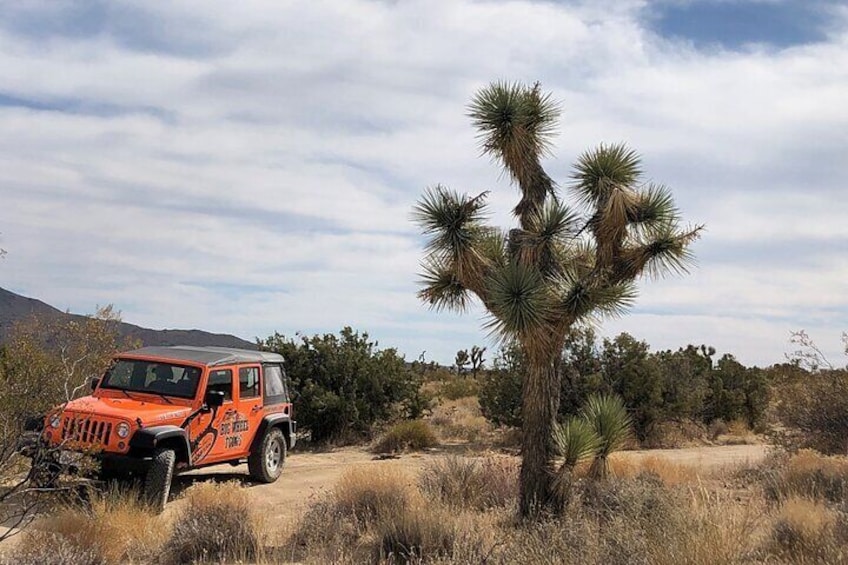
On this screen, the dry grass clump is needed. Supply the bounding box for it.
[0,535,104,565]
[377,501,459,563]
[163,481,264,565]
[436,377,480,401]
[463,477,759,565]
[762,449,848,504]
[644,420,707,448]
[286,462,776,565]
[606,455,701,485]
[419,455,518,510]
[372,420,438,454]
[429,397,492,442]
[767,496,848,563]
[334,466,415,525]
[2,487,163,565]
[284,465,467,564]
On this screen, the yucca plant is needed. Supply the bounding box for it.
[582,394,633,480]
[414,81,701,516]
[552,417,601,505]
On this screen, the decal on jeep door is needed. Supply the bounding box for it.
[219,409,249,449]
[189,404,220,463]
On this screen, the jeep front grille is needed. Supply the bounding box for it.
[62,416,112,447]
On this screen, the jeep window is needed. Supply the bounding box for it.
[238,366,260,399]
[207,369,233,401]
[100,359,201,399]
[263,364,287,406]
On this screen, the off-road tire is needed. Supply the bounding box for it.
[248,428,286,483]
[143,448,175,513]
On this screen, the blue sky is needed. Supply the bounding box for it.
[1,0,846,366]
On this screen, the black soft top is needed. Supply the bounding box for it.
[119,346,284,367]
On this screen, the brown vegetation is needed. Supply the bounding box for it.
[372,420,438,454]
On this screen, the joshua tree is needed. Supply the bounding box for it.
[413,81,701,516]
[470,345,487,375]
[454,349,470,374]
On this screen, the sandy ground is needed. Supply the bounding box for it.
[171,442,771,523]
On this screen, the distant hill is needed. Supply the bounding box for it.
[0,287,257,350]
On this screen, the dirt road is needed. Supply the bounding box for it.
[173,443,770,523]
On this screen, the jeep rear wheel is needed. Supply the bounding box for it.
[248,428,285,483]
[143,448,175,513]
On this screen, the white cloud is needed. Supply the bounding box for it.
[0,0,846,365]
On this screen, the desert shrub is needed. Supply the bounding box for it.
[2,488,162,565]
[376,503,458,563]
[163,482,263,564]
[428,397,491,441]
[372,420,438,454]
[775,368,848,454]
[491,476,757,565]
[437,377,479,400]
[478,365,522,428]
[283,497,364,564]
[419,455,518,510]
[579,473,683,526]
[768,496,848,563]
[606,455,701,486]
[708,418,729,439]
[259,328,426,443]
[0,533,104,565]
[761,449,848,505]
[480,333,767,446]
[0,307,135,538]
[284,466,418,563]
[333,466,414,524]
[643,419,706,448]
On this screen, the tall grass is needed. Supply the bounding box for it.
[419,455,518,510]
[163,481,265,564]
[2,487,164,565]
[761,449,848,504]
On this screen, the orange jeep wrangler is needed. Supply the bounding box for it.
[33,346,295,510]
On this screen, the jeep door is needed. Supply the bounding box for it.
[230,364,263,452]
[186,367,236,465]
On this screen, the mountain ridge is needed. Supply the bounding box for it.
[0,287,257,350]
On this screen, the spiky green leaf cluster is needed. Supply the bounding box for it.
[485,262,551,341]
[554,417,601,468]
[582,394,633,479]
[414,81,701,354]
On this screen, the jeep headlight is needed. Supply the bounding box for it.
[49,414,61,429]
[116,422,130,439]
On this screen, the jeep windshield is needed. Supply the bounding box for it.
[99,359,202,400]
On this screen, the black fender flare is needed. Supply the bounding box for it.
[251,415,296,451]
[129,426,192,465]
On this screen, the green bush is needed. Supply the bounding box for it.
[372,420,438,453]
[478,332,769,445]
[774,368,848,454]
[260,327,426,443]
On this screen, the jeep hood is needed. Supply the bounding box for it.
[62,396,193,427]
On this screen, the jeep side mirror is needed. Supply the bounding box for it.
[90,377,100,391]
[205,390,225,407]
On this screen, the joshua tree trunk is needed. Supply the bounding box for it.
[519,353,561,516]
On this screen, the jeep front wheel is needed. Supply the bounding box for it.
[143,448,175,512]
[248,428,285,483]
